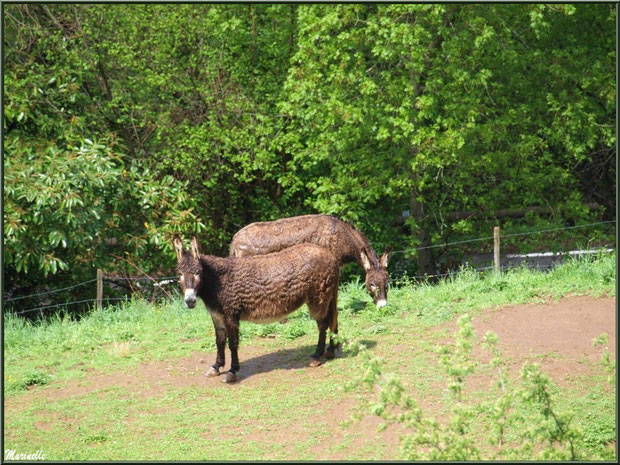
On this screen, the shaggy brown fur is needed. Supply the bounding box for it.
[173,235,340,383]
[229,214,392,307]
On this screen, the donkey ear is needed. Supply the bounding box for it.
[190,235,201,258]
[172,235,184,262]
[379,246,392,268]
[359,248,373,272]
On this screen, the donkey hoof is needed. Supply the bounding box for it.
[308,357,322,367]
[222,372,238,384]
[205,366,220,377]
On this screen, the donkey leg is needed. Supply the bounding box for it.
[325,297,339,360]
[206,312,227,377]
[222,316,240,383]
[325,335,338,359]
[309,317,329,367]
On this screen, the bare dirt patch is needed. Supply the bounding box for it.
[471,294,615,386]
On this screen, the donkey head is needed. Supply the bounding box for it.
[360,246,392,308]
[173,235,203,309]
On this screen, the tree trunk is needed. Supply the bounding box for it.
[405,23,442,278]
[409,187,437,277]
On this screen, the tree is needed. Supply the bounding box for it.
[3,4,206,304]
[278,3,615,275]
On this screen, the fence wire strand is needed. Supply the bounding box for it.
[10,298,129,316]
[4,279,98,302]
[5,276,178,303]
[501,221,616,238]
[389,260,574,284]
[390,220,615,255]
[105,276,177,282]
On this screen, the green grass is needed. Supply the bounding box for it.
[3,252,616,460]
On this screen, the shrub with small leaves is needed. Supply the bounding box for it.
[346,317,615,460]
[593,333,615,387]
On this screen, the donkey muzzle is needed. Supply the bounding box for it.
[184,289,197,308]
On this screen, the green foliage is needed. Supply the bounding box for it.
[439,315,477,399]
[4,4,210,303]
[5,369,52,393]
[593,333,616,387]
[4,139,121,276]
[3,3,615,310]
[3,135,205,303]
[346,315,483,460]
[69,3,297,247]
[280,3,615,260]
[516,363,579,460]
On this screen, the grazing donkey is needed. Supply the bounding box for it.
[173,235,340,383]
[229,214,392,307]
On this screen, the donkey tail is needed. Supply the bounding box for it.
[329,292,338,335]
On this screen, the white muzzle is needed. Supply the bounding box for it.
[184,288,197,308]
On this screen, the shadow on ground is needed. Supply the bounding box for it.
[344,297,371,314]
[233,339,378,382]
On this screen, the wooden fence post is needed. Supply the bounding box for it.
[493,226,500,273]
[96,269,103,309]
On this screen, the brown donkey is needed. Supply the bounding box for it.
[173,235,340,383]
[229,214,392,308]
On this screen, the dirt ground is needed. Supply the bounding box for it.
[472,294,616,386]
[5,295,616,460]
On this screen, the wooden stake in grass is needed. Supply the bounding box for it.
[493,226,500,273]
[96,269,103,310]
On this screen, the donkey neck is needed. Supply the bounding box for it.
[191,255,231,311]
[200,255,231,279]
[346,225,380,268]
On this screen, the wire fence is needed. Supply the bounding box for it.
[389,220,616,255]
[4,276,177,303]
[103,276,177,282]
[4,220,615,317]
[5,276,180,316]
[12,298,130,316]
[4,279,99,302]
[388,253,611,284]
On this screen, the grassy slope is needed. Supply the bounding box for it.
[3,252,616,460]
